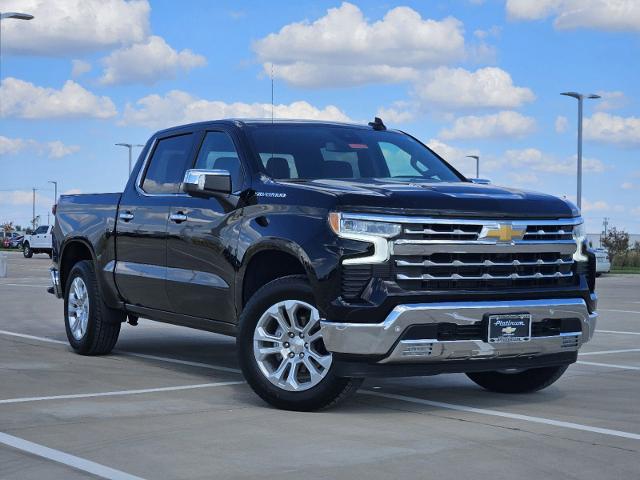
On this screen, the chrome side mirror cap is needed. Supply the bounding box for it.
[183,169,231,196]
[470,178,491,185]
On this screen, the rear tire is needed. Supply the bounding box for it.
[466,365,569,394]
[237,275,362,411]
[64,260,124,355]
[23,243,33,258]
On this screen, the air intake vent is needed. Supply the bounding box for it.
[341,265,371,300]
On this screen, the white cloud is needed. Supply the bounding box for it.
[46,141,80,159]
[0,190,51,207]
[413,67,535,110]
[621,182,634,190]
[595,90,627,111]
[254,2,465,87]
[581,198,610,212]
[555,115,568,133]
[0,136,28,155]
[71,60,92,78]
[0,77,117,119]
[99,35,207,85]
[0,0,150,55]
[0,135,79,158]
[439,111,536,140]
[120,90,351,129]
[376,102,416,124]
[506,0,640,31]
[584,112,640,146]
[502,148,606,174]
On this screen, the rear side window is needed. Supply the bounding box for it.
[194,131,243,191]
[35,226,48,234]
[142,134,193,194]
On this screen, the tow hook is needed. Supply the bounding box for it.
[127,315,139,326]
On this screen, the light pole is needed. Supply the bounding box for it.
[0,12,34,78]
[48,180,58,203]
[116,143,144,175]
[32,187,37,229]
[561,92,600,210]
[466,155,480,178]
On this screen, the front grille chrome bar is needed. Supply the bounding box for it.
[396,258,574,268]
[397,271,574,281]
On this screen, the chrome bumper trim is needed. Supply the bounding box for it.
[320,298,596,364]
[49,267,62,298]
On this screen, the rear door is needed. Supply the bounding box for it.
[165,129,246,322]
[115,132,196,311]
[32,226,49,248]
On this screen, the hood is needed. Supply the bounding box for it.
[277,178,578,219]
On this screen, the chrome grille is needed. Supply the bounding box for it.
[392,217,580,291]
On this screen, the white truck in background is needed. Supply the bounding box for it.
[23,225,53,258]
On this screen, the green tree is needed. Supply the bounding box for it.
[601,227,630,257]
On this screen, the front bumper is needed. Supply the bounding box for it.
[321,298,597,374]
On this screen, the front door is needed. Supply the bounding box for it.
[165,130,246,322]
[115,132,196,311]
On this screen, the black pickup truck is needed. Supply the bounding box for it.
[50,118,598,411]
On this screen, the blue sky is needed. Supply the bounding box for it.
[1,0,638,233]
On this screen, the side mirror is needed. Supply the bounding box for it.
[183,169,232,196]
[470,178,491,185]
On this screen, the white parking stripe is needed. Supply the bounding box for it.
[0,381,245,405]
[596,329,640,336]
[360,390,640,440]
[0,432,145,480]
[0,284,49,287]
[580,348,640,356]
[0,330,67,345]
[125,352,242,374]
[599,309,640,315]
[576,361,640,371]
[0,330,242,374]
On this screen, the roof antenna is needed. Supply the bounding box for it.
[271,63,274,124]
[368,116,386,131]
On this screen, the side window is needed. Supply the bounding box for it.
[142,134,193,194]
[194,131,243,191]
[35,226,48,234]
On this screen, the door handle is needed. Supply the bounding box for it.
[119,211,134,222]
[169,212,188,223]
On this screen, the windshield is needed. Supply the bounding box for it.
[246,125,463,183]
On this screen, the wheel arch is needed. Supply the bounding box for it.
[59,238,97,296]
[236,239,316,314]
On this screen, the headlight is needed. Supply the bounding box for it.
[329,212,401,238]
[328,212,400,264]
[572,221,588,262]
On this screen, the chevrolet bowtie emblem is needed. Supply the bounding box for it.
[502,326,517,334]
[481,224,526,242]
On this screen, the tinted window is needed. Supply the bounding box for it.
[142,134,193,194]
[247,125,461,182]
[35,226,48,234]
[194,132,242,191]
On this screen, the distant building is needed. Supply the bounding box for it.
[587,233,640,249]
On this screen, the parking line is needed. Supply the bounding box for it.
[360,390,640,441]
[0,381,245,405]
[0,284,49,287]
[599,308,640,315]
[0,330,242,374]
[0,432,145,480]
[576,361,640,371]
[596,329,640,336]
[580,348,640,356]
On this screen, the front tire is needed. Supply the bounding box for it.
[23,243,33,258]
[64,260,124,355]
[466,365,569,394]
[237,275,362,411]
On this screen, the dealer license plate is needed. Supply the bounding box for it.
[488,313,532,343]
